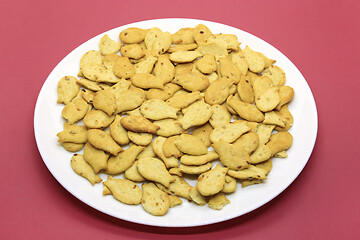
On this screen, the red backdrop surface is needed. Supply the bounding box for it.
[1,0,359,239]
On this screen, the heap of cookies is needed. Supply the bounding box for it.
[56,24,294,216]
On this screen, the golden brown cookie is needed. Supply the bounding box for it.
[87,129,123,155]
[120,115,160,134]
[103,176,142,205]
[57,76,80,104]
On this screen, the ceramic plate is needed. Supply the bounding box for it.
[34,18,318,227]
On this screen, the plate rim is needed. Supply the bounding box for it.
[34,17,318,227]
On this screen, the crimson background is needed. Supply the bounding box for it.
[1,0,359,239]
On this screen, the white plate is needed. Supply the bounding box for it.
[34,18,318,227]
